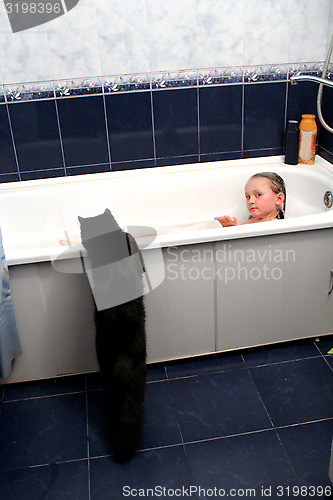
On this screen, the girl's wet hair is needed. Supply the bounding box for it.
[250,172,286,219]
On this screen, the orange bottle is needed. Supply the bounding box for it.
[298,114,317,164]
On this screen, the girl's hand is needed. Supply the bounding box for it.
[59,239,81,246]
[214,216,239,227]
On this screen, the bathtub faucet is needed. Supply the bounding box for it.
[290,74,333,88]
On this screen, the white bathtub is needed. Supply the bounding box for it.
[1,155,333,383]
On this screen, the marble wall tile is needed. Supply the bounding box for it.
[244,0,290,66]
[197,0,244,69]
[0,0,332,86]
[147,0,197,72]
[96,0,150,76]
[0,32,52,84]
[289,0,332,63]
[47,0,102,80]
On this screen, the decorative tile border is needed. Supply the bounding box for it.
[0,84,5,103]
[151,69,198,89]
[103,73,151,93]
[198,66,243,86]
[4,81,54,102]
[244,64,289,82]
[54,77,103,97]
[0,61,327,103]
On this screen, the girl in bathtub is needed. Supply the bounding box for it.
[215,172,286,227]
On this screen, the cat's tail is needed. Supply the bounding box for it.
[111,389,145,463]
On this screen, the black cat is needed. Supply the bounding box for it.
[79,209,146,462]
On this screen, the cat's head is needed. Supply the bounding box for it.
[78,208,121,244]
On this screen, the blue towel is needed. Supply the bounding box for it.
[0,226,22,379]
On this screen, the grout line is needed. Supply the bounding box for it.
[2,416,332,473]
[179,427,275,448]
[4,102,21,181]
[0,457,89,474]
[150,89,157,166]
[322,355,333,372]
[3,389,87,404]
[274,416,333,431]
[53,98,67,174]
[244,354,324,370]
[313,338,333,372]
[197,87,201,162]
[164,365,247,382]
[4,350,327,404]
[274,425,299,482]
[241,80,245,153]
[101,94,112,170]
[245,364,275,429]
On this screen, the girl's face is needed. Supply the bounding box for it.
[245,177,284,220]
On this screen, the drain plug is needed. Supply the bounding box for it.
[324,191,333,208]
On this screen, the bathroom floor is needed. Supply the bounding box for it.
[0,336,332,500]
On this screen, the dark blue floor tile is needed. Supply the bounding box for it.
[88,382,181,458]
[86,364,166,391]
[250,358,333,427]
[166,352,245,379]
[0,460,89,500]
[169,370,272,442]
[185,430,298,499]
[243,340,320,367]
[147,363,167,382]
[86,372,104,391]
[139,381,182,450]
[87,390,112,457]
[325,355,333,369]
[3,375,86,402]
[90,446,194,500]
[0,394,87,470]
[277,419,333,487]
[314,335,333,356]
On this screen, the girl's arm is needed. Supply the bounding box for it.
[214,216,240,227]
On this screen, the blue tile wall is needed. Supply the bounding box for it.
[0,66,332,183]
[244,82,286,152]
[105,91,154,163]
[57,96,109,167]
[199,85,243,157]
[0,105,17,175]
[7,100,64,175]
[153,88,199,159]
